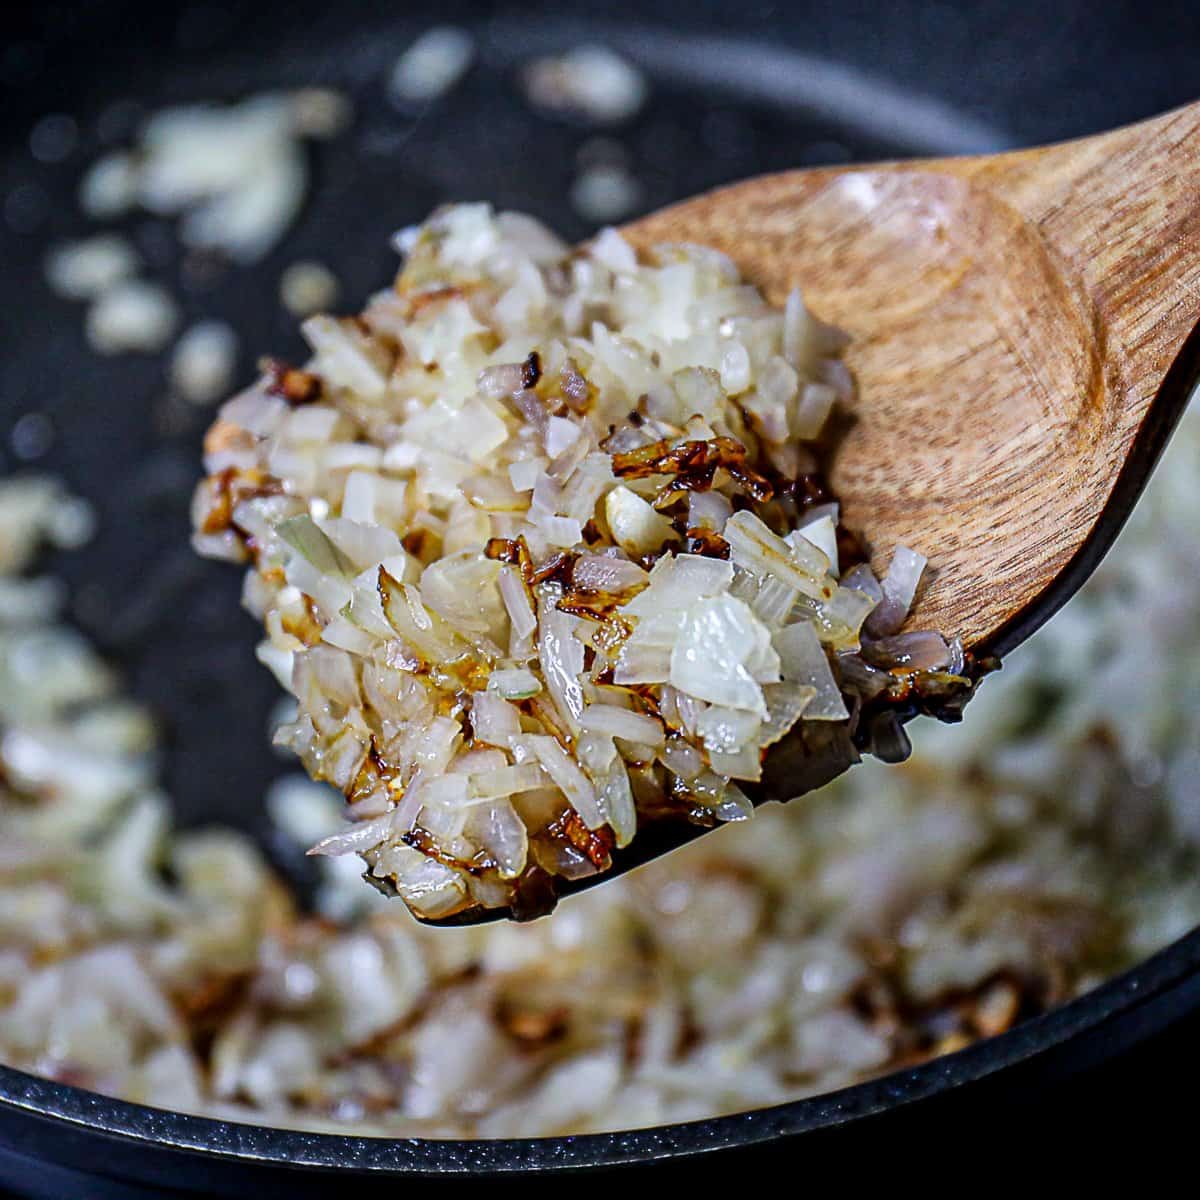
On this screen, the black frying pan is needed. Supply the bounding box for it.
[1,2,1198,1193]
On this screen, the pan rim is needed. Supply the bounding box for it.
[2,923,1199,1174]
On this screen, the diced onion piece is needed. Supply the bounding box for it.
[947,636,966,677]
[579,703,665,746]
[410,717,463,777]
[573,738,615,789]
[621,553,733,618]
[792,515,839,577]
[759,682,817,747]
[867,630,951,672]
[669,594,775,717]
[537,592,585,729]
[839,562,883,604]
[612,641,672,686]
[465,800,527,878]
[508,459,542,491]
[719,340,752,394]
[451,748,508,775]
[524,735,604,829]
[302,315,388,399]
[820,357,854,401]
[420,772,471,805]
[757,353,798,410]
[373,842,467,918]
[559,453,613,520]
[381,441,421,471]
[441,494,490,558]
[462,474,528,513]
[341,471,378,523]
[687,490,732,532]
[257,641,295,689]
[420,551,507,639]
[390,27,476,105]
[866,544,927,636]
[590,227,638,273]
[477,361,524,398]
[814,585,876,651]
[378,572,467,664]
[281,404,344,446]
[307,813,395,857]
[545,415,582,457]
[320,517,405,571]
[530,471,562,515]
[278,514,355,578]
[750,575,800,630]
[773,621,848,719]
[572,554,648,594]
[713,782,754,821]
[498,566,537,640]
[323,443,384,472]
[783,287,819,375]
[470,763,548,800]
[321,726,370,790]
[695,706,761,753]
[488,667,542,699]
[604,485,677,558]
[706,744,763,782]
[599,759,637,847]
[320,615,375,656]
[622,610,686,649]
[659,736,703,779]
[342,566,404,639]
[793,382,837,440]
[470,692,521,746]
[532,510,584,548]
[724,510,831,601]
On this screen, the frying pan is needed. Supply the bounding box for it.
[1,1,1198,1193]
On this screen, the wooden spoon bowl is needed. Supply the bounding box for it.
[624,101,1200,655]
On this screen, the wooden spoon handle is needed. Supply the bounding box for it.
[950,101,1200,650]
[979,100,1200,411]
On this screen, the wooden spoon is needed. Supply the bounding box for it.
[432,102,1200,925]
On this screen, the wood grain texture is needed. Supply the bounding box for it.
[623,102,1200,653]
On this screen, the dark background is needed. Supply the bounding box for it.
[0,1,1198,1191]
